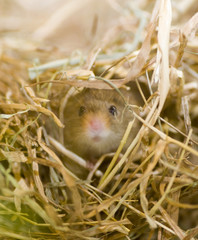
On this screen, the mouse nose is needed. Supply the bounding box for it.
[83,114,110,141]
[88,118,104,132]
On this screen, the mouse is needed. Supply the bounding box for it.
[63,86,142,163]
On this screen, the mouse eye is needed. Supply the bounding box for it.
[79,106,86,116]
[109,105,117,116]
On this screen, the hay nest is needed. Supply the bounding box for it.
[0,1,198,239]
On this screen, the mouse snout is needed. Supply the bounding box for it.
[89,117,104,132]
[84,114,110,141]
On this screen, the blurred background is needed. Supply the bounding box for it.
[1,0,197,56]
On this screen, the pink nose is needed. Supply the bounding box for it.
[88,118,104,132]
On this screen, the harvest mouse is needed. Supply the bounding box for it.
[63,86,142,163]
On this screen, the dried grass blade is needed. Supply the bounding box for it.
[149,129,192,216]
[159,207,186,239]
[0,103,64,128]
[157,0,172,111]
[140,140,166,228]
[124,0,160,84]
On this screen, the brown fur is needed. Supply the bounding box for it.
[64,88,141,161]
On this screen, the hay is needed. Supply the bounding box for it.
[0,0,198,239]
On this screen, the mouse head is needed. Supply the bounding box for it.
[64,88,134,158]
